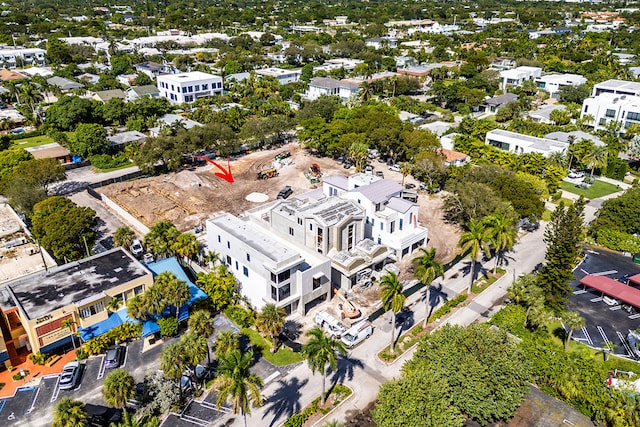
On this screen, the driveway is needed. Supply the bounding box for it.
[70,190,131,251]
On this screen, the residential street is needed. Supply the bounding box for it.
[209,225,547,426]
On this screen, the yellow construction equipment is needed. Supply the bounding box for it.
[334,289,361,319]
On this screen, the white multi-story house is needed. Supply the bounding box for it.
[581,92,640,132]
[0,47,46,68]
[304,77,361,101]
[535,73,587,98]
[485,129,569,157]
[254,68,301,85]
[365,37,398,50]
[206,213,331,316]
[156,71,223,104]
[591,79,640,97]
[323,174,428,259]
[499,66,542,90]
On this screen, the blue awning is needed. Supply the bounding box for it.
[79,308,139,341]
[141,320,160,338]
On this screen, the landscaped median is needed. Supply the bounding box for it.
[377,269,506,363]
[281,384,352,427]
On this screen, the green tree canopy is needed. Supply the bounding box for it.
[69,123,109,158]
[102,369,136,409]
[52,397,87,427]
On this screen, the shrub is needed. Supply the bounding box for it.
[76,348,88,361]
[550,191,562,202]
[284,414,306,427]
[593,228,640,254]
[12,370,28,381]
[158,317,179,337]
[429,294,468,322]
[224,304,255,327]
[88,153,131,170]
[84,322,143,355]
[29,352,47,365]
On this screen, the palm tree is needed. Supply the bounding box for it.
[52,397,87,427]
[485,211,517,273]
[19,81,44,124]
[507,274,545,328]
[583,145,608,177]
[203,250,219,268]
[359,82,373,102]
[255,303,286,352]
[188,310,214,337]
[411,247,444,328]
[215,330,240,360]
[155,272,190,320]
[143,221,179,258]
[102,369,135,409]
[566,135,576,171]
[562,311,585,351]
[107,297,122,313]
[181,332,210,387]
[379,271,407,354]
[399,162,412,186]
[302,327,347,406]
[114,226,136,249]
[61,319,77,354]
[212,349,263,427]
[457,219,492,294]
[111,411,158,427]
[161,341,187,399]
[172,232,201,266]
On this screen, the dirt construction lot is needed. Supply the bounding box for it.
[99,142,461,264]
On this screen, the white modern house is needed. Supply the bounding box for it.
[304,77,361,101]
[581,92,640,132]
[535,73,587,98]
[323,174,428,259]
[254,68,301,85]
[592,79,640,97]
[499,66,542,90]
[0,47,46,68]
[485,129,569,157]
[156,71,223,104]
[365,37,398,50]
[206,213,331,316]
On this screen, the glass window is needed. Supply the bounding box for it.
[277,270,290,282]
[246,253,250,262]
[271,286,277,301]
[134,285,143,295]
[195,85,200,91]
[79,301,105,319]
[605,109,616,118]
[202,83,209,90]
[235,261,238,270]
[188,86,193,93]
[279,284,291,300]
[243,266,248,277]
[226,255,231,265]
[313,277,321,290]
[289,227,294,236]
[399,219,403,230]
[227,241,231,249]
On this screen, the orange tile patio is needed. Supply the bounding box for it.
[0,349,77,399]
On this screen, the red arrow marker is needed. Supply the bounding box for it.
[194,156,234,183]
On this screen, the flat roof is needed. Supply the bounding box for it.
[486,129,568,153]
[595,79,640,93]
[157,71,220,83]
[350,179,403,204]
[209,213,300,264]
[580,275,640,308]
[3,247,149,320]
[291,198,363,226]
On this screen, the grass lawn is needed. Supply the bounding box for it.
[241,327,304,366]
[93,162,135,173]
[13,134,54,148]
[541,209,552,221]
[560,180,621,199]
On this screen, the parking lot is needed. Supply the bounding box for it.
[567,249,640,358]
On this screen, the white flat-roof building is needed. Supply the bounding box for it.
[485,129,569,157]
[156,71,222,104]
[499,66,542,90]
[206,213,331,315]
[254,68,301,85]
[592,79,640,97]
[304,77,361,101]
[581,92,640,133]
[536,73,587,98]
[0,47,46,68]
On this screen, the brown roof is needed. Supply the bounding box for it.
[27,143,70,160]
[440,148,469,162]
[0,69,26,81]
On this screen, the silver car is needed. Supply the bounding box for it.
[59,361,81,390]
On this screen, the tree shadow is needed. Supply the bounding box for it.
[422,282,449,321]
[396,308,415,334]
[330,355,364,389]
[262,376,309,427]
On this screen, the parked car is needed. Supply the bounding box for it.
[568,170,585,179]
[341,320,374,348]
[343,162,352,169]
[518,217,540,232]
[314,310,347,338]
[336,156,344,165]
[364,165,373,174]
[389,164,400,172]
[130,239,143,256]
[104,346,124,369]
[375,171,384,178]
[277,186,293,199]
[59,361,81,390]
[405,183,416,189]
[10,128,25,134]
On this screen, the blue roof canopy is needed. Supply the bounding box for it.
[79,308,138,341]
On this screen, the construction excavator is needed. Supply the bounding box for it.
[335,289,361,319]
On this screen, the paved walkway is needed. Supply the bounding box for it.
[211,225,547,427]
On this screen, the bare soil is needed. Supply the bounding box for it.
[99,142,462,263]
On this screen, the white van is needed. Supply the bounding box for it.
[314,310,347,338]
[341,320,373,348]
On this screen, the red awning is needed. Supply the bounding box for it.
[580,275,640,308]
[629,273,640,287]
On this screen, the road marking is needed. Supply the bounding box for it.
[97,356,106,380]
[573,289,587,295]
[616,331,635,358]
[262,371,280,386]
[580,269,589,275]
[629,313,640,320]
[590,297,603,303]
[582,327,593,345]
[26,387,40,414]
[610,305,622,311]
[591,270,618,276]
[121,346,128,368]
[597,326,611,348]
[50,376,61,403]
